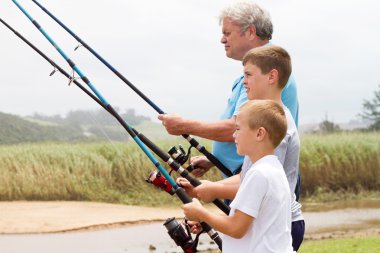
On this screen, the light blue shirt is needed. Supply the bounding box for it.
[212,76,247,175]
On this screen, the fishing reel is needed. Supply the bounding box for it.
[164,217,200,253]
[168,144,191,165]
[168,145,196,172]
[146,171,175,195]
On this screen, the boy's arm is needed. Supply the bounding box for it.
[217,173,241,185]
[183,198,253,239]
[195,181,239,202]
[177,177,240,201]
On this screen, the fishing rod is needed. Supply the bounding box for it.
[1,17,226,252]
[31,0,233,178]
[2,13,221,251]
[9,2,226,248]
[0,16,230,216]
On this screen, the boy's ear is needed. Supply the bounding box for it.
[268,69,279,86]
[256,127,267,141]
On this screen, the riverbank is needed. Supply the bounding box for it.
[1,200,380,238]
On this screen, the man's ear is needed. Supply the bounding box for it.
[256,127,267,141]
[247,25,257,40]
[268,69,279,86]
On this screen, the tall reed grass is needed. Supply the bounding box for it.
[0,132,379,205]
[0,140,222,206]
[300,132,380,198]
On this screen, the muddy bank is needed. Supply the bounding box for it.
[0,200,379,253]
[1,200,380,235]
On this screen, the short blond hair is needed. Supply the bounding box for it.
[239,100,287,148]
[242,45,292,89]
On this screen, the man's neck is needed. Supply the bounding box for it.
[253,39,270,48]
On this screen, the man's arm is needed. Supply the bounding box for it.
[158,114,235,142]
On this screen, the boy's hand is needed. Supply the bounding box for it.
[182,198,204,222]
[185,220,203,234]
[194,180,217,203]
[190,156,213,177]
[176,177,197,198]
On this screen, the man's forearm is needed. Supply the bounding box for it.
[184,118,235,142]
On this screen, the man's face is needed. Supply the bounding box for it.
[243,62,270,100]
[221,17,253,61]
[233,113,257,156]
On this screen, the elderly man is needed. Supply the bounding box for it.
[158,2,299,177]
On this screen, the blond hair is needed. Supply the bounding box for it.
[239,100,287,148]
[242,45,291,89]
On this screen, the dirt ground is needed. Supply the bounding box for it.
[1,201,379,240]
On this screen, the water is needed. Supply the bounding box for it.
[0,222,218,253]
[1,199,379,253]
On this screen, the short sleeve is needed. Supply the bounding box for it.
[230,169,268,218]
[232,83,248,116]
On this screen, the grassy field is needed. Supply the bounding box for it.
[300,132,380,201]
[0,132,379,205]
[299,236,380,253]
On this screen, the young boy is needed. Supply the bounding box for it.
[178,45,304,251]
[182,100,293,253]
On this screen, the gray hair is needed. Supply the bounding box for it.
[219,1,273,40]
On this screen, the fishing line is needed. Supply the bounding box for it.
[31,0,233,177]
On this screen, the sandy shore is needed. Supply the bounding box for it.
[1,201,379,240]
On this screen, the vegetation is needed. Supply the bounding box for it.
[300,132,380,200]
[299,237,380,253]
[360,84,380,130]
[0,132,379,205]
[0,109,152,144]
[0,141,221,206]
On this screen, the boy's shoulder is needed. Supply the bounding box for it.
[245,155,283,177]
[283,106,298,135]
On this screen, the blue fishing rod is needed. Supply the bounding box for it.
[10,2,224,249]
[1,12,229,216]
[1,18,228,252]
[31,0,233,178]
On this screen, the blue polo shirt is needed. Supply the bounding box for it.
[212,76,247,176]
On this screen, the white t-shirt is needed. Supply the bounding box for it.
[223,155,293,253]
[241,106,303,222]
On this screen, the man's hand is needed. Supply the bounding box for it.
[158,113,188,135]
[190,156,214,177]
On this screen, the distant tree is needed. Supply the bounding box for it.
[319,114,340,133]
[319,120,341,133]
[360,84,380,130]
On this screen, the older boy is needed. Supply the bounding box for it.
[183,100,293,253]
[178,45,304,251]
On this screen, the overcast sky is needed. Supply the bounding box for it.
[1,0,380,125]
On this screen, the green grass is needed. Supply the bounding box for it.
[0,131,379,205]
[0,141,222,206]
[300,132,380,199]
[299,237,380,253]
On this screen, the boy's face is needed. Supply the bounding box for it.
[233,113,257,156]
[243,62,271,100]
